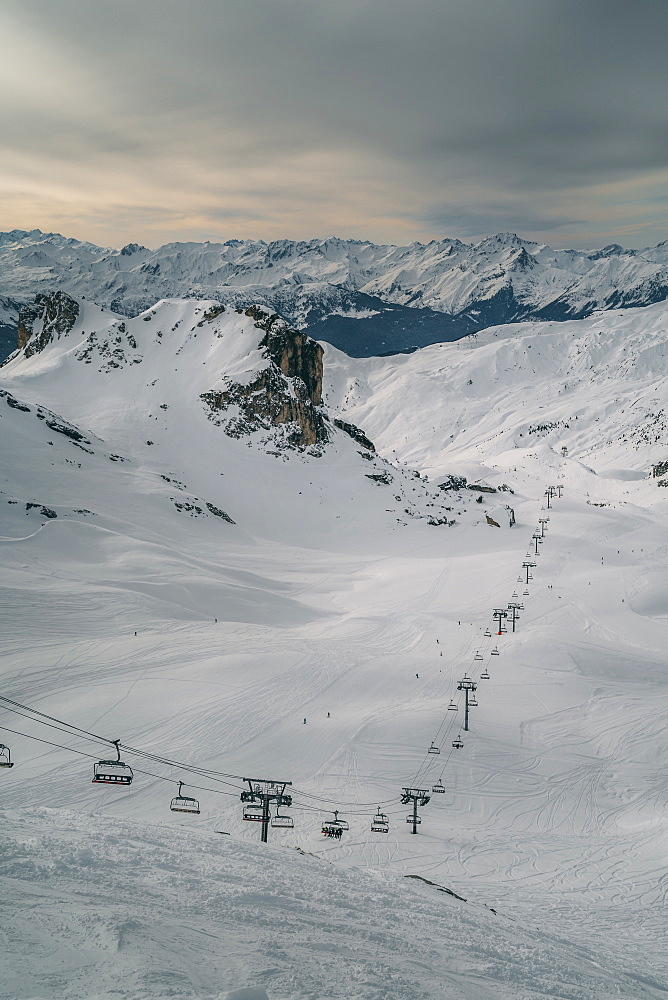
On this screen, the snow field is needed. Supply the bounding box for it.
[1,298,667,997]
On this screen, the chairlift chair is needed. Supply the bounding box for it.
[170,781,200,814]
[511,591,519,599]
[523,588,530,595]
[92,739,133,785]
[322,810,347,835]
[428,742,440,755]
[243,805,264,822]
[484,629,492,637]
[432,779,445,793]
[406,814,422,824]
[474,651,483,661]
[469,695,478,707]
[480,668,490,680]
[271,812,294,829]
[0,744,14,768]
[447,700,457,711]
[371,809,390,833]
[452,736,464,749]
[491,646,500,656]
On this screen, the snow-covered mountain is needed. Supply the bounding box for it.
[1,227,667,358]
[1,294,668,998]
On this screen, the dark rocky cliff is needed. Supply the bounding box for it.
[201,306,329,452]
[18,291,80,358]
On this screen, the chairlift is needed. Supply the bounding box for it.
[170,781,200,814]
[523,588,530,595]
[447,700,457,711]
[406,814,422,824]
[428,742,440,755]
[480,668,490,680]
[469,695,478,707]
[491,646,500,656]
[92,739,133,785]
[483,629,492,637]
[322,809,347,836]
[243,804,264,822]
[452,736,464,749]
[511,591,519,599]
[432,779,445,793]
[271,812,294,829]
[474,651,483,661]
[371,809,390,833]
[0,744,14,768]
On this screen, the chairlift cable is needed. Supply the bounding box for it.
[0,724,243,799]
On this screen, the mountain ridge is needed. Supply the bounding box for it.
[1,228,667,358]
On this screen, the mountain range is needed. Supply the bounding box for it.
[1,228,667,360]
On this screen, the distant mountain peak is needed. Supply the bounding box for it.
[120,243,148,256]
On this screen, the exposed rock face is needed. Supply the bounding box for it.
[486,504,515,527]
[244,305,323,405]
[437,474,467,491]
[18,291,80,357]
[334,419,375,452]
[201,306,329,452]
[652,460,668,478]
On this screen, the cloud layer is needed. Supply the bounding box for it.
[1,0,666,248]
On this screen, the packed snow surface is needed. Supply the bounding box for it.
[1,297,667,999]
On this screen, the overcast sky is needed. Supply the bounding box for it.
[1,0,666,249]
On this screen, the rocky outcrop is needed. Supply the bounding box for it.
[18,291,79,357]
[437,474,467,491]
[652,460,668,478]
[201,307,329,452]
[486,505,515,527]
[334,419,375,452]
[244,306,323,404]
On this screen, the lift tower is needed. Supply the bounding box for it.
[538,517,549,536]
[522,560,536,585]
[241,778,292,843]
[401,787,430,834]
[507,602,523,632]
[457,675,477,731]
[493,608,508,635]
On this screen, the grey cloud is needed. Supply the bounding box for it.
[2,0,667,246]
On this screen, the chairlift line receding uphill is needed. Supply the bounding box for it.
[1,487,561,838]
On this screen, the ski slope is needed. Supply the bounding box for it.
[1,297,667,998]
